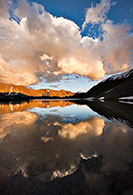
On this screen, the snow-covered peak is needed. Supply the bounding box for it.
[110,69,133,81]
[101,69,133,83]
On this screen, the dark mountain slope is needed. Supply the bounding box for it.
[73,69,133,100]
[73,100,133,128]
[0,69,132,101]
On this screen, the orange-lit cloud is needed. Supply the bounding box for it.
[102,20,133,73]
[0,111,131,182]
[0,111,38,140]
[82,0,133,74]
[58,117,105,139]
[0,0,132,86]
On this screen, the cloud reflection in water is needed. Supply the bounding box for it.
[0,100,132,194]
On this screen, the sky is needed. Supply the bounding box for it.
[0,0,133,92]
[28,0,133,36]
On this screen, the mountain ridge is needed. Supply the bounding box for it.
[0,83,74,98]
[0,69,133,101]
[73,69,133,100]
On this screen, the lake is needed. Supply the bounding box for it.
[0,100,133,195]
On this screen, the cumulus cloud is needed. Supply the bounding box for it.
[82,0,114,30]
[0,57,38,85]
[0,0,9,18]
[82,0,133,74]
[0,111,131,182]
[55,56,105,80]
[0,111,38,140]
[0,0,132,86]
[40,54,54,62]
[58,117,105,139]
[102,20,133,73]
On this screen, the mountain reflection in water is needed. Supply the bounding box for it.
[0,100,133,195]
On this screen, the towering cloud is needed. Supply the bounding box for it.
[102,20,133,73]
[82,0,133,74]
[0,0,132,86]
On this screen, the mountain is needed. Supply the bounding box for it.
[0,83,74,99]
[0,69,132,101]
[0,100,74,114]
[73,99,133,128]
[73,69,133,101]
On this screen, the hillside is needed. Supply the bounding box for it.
[73,69,133,100]
[0,83,74,98]
[0,69,133,101]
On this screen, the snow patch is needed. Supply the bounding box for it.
[8,87,13,95]
[98,97,105,102]
[110,69,133,81]
[84,97,95,101]
[9,103,14,111]
[15,91,19,95]
[100,99,105,102]
[101,69,133,83]
[119,96,133,100]
[98,97,104,100]
[105,88,113,94]
[119,101,133,105]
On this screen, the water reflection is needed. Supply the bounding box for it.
[58,117,104,139]
[74,100,133,128]
[0,100,74,114]
[0,111,38,140]
[0,100,133,195]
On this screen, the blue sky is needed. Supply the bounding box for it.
[0,0,133,91]
[30,73,112,92]
[28,0,133,35]
[29,0,133,92]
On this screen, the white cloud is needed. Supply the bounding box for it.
[0,111,38,140]
[102,20,133,73]
[55,56,105,80]
[82,0,115,30]
[40,54,54,61]
[0,0,132,86]
[0,0,9,18]
[82,0,133,74]
[58,117,104,139]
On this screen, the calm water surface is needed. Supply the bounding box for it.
[0,100,133,195]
